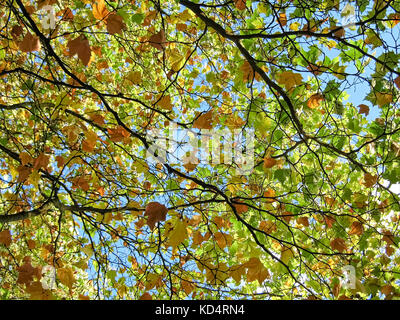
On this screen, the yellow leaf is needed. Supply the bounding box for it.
[375,92,393,107]
[29,170,41,189]
[280,246,294,264]
[57,267,75,289]
[167,219,188,249]
[92,0,109,20]
[245,257,270,284]
[276,71,303,91]
[127,70,142,85]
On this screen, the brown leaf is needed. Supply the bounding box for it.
[263,157,277,169]
[297,216,309,227]
[17,258,40,285]
[33,152,49,170]
[395,76,400,90]
[144,202,168,229]
[106,13,126,35]
[348,221,364,236]
[234,0,246,10]
[67,35,92,66]
[363,173,377,188]
[278,13,287,26]
[19,32,41,52]
[193,110,213,129]
[17,165,32,182]
[233,201,248,214]
[358,104,370,116]
[11,25,23,38]
[330,238,347,253]
[0,230,12,247]
[323,215,336,228]
[139,292,152,300]
[148,30,166,51]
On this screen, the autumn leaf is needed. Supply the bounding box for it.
[297,216,309,227]
[139,292,152,300]
[17,165,32,183]
[330,238,347,253]
[278,13,287,26]
[106,13,126,35]
[245,257,270,284]
[156,95,173,111]
[263,157,277,169]
[276,71,303,91]
[67,35,92,66]
[144,202,168,229]
[363,173,377,188]
[92,0,109,20]
[0,230,12,246]
[233,201,248,214]
[148,30,166,51]
[349,221,364,236]
[193,110,213,129]
[108,125,130,142]
[358,104,369,116]
[57,267,75,289]
[259,220,277,234]
[307,93,324,109]
[33,152,49,170]
[17,258,40,285]
[167,219,188,249]
[19,32,40,52]
[234,0,246,10]
[375,92,393,107]
[395,76,400,90]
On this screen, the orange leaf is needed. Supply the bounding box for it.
[330,238,347,253]
[259,220,277,234]
[92,0,109,20]
[67,35,92,66]
[17,165,32,182]
[263,188,276,203]
[307,93,324,109]
[144,202,168,230]
[19,32,40,52]
[263,157,277,169]
[108,125,130,142]
[0,230,12,247]
[233,201,248,214]
[278,13,287,26]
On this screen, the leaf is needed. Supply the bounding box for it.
[67,35,92,66]
[108,125,130,142]
[358,104,369,116]
[363,173,377,188]
[307,93,324,109]
[280,246,294,264]
[33,152,49,170]
[349,221,364,236]
[156,95,173,111]
[330,238,347,253]
[375,92,393,107]
[92,0,109,20]
[297,216,309,227]
[148,30,166,51]
[276,71,303,91]
[144,202,168,229]
[234,0,246,10]
[278,13,287,26]
[126,70,142,85]
[193,110,213,129]
[245,257,270,284]
[167,219,188,249]
[233,201,248,214]
[106,13,126,35]
[57,268,75,289]
[17,165,32,182]
[19,32,40,52]
[139,292,152,300]
[263,157,277,169]
[394,76,400,89]
[259,220,277,234]
[17,258,39,285]
[0,230,12,246]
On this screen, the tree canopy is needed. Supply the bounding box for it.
[0,0,400,300]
